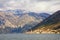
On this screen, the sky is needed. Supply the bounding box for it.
[0,0,60,14]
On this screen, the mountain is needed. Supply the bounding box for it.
[27,10,60,34]
[28,12,50,19]
[5,10,50,19]
[20,13,50,33]
[0,10,50,33]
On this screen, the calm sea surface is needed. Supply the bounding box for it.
[0,34,60,40]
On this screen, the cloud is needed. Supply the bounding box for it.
[49,4,60,13]
[0,0,60,14]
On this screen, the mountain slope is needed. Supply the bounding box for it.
[0,10,50,33]
[26,10,60,34]
[28,12,50,19]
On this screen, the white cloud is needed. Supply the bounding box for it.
[49,5,60,13]
[0,0,60,14]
